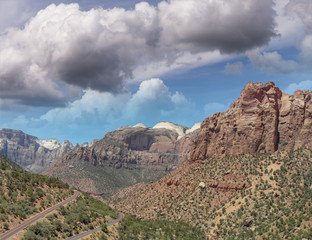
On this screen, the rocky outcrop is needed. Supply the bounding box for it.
[61,122,199,171]
[190,81,312,161]
[278,89,312,150]
[0,128,78,173]
[112,82,312,237]
[43,122,199,194]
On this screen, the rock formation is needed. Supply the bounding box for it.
[112,82,312,238]
[60,122,199,171]
[0,128,78,173]
[44,122,200,194]
[190,81,312,161]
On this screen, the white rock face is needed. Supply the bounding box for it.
[89,140,98,147]
[153,122,188,140]
[81,142,89,148]
[186,122,201,134]
[36,139,61,150]
[133,123,147,128]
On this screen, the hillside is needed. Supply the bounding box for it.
[114,147,312,239]
[43,122,199,196]
[0,128,78,173]
[0,152,72,233]
[113,82,312,239]
[21,193,119,240]
[0,153,206,239]
[0,153,121,239]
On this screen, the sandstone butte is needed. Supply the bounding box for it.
[54,124,198,172]
[190,81,312,161]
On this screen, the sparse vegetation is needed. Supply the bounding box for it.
[22,193,118,239]
[0,153,119,240]
[46,156,167,200]
[118,214,207,240]
[2,145,312,239]
[115,147,312,239]
[0,153,71,233]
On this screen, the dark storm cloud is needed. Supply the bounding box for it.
[0,56,68,106]
[159,0,277,54]
[56,48,129,92]
[0,0,277,107]
[247,0,312,74]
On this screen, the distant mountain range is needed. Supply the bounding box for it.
[0,128,80,173]
[43,121,201,196]
[1,81,312,239]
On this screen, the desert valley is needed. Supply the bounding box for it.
[1,0,312,239]
[0,81,311,239]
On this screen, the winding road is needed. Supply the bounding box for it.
[66,213,124,240]
[0,190,81,240]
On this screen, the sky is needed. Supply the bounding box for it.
[0,0,312,144]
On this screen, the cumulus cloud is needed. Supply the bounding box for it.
[286,0,312,68]
[284,80,312,95]
[224,62,243,75]
[298,34,312,66]
[159,0,276,54]
[0,0,35,32]
[126,78,190,121]
[268,0,305,50]
[286,0,312,32]
[6,78,193,142]
[39,78,187,127]
[252,0,312,75]
[0,3,159,106]
[247,49,299,74]
[0,1,277,107]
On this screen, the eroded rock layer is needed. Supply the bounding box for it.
[43,123,199,194]
[62,125,198,171]
[190,81,312,161]
[0,129,78,172]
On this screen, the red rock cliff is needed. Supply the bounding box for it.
[190,81,312,161]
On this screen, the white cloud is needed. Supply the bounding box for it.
[0,1,277,107]
[5,78,194,142]
[158,0,276,53]
[286,0,312,32]
[298,34,312,66]
[41,90,131,126]
[286,0,312,69]
[252,0,312,75]
[125,78,192,121]
[284,80,312,95]
[268,0,305,50]
[247,49,299,74]
[224,62,243,75]
[131,50,234,83]
[0,3,159,106]
[126,79,173,119]
[246,0,312,74]
[0,0,35,33]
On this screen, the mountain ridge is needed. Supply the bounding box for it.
[43,122,200,195]
[0,128,79,173]
[190,81,312,161]
[112,81,312,239]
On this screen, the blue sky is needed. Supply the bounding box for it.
[0,0,311,144]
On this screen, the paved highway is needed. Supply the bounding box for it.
[66,213,124,240]
[0,190,80,240]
